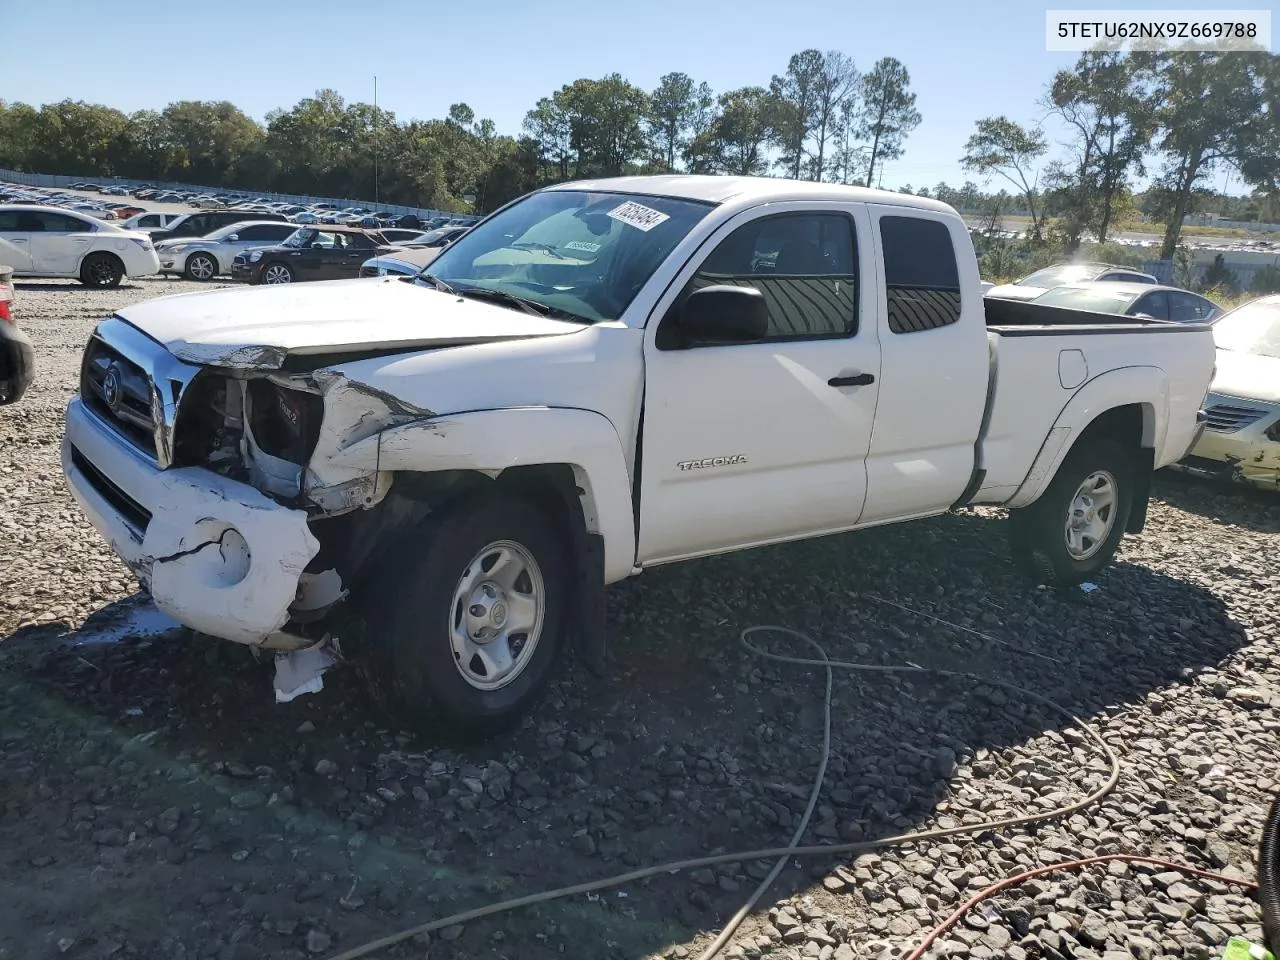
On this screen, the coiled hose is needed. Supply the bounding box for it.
[1261,788,1280,954]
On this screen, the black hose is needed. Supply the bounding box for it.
[1261,788,1280,955]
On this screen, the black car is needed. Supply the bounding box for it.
[150,209,289,244]
[230,226,394,285]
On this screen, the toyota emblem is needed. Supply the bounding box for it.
[102,366,122,412]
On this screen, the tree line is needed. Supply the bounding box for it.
[958,49,1279,257]
[0,49,919,214]
[0,47,1275,260]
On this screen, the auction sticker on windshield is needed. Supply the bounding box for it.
[608,201,670,232]
[565,240,602,253]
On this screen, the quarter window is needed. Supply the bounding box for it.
[879,216,962,333]
[675,212,858,343]
[1168,291,1214,322]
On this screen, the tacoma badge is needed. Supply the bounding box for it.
[677,455,747,471]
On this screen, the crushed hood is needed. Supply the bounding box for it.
[116,277,586,369]
[1211,348,1280,405]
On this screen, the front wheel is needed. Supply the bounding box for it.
[261,262,293,284]
[1008,437,1134,586]
[359,494,568,738]
[185,252,218,281]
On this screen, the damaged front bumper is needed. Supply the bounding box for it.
[63,396,322,646]
[1172,395,1280,491]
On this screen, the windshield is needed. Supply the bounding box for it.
[1212,299,1280,359]
[1033,286,1137,313]
[1017,263,1103,287]
[418,189,713,323]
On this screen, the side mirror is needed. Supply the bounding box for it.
[311,242,324,249]
[676,285,769,346]
[227,234,239,242]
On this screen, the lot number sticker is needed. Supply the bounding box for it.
[607,201,670,232]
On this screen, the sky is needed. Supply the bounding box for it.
[0,0,1261,195]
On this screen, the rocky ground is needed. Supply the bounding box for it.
[2,278,1279,960]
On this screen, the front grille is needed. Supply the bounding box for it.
[81,337,157,455]
[1203,403,1268,434]
[70,446,152,533]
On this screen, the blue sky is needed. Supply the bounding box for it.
[0,0,1258,194]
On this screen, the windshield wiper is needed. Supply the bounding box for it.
[453,286,552,317]
[509,241,569,260]
[417,272,457,295]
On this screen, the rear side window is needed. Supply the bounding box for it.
[1132,291,1169,320]
[1168,291,1214,322]
[879,216,961,334]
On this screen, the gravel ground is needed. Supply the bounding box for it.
[2,278,1280,960]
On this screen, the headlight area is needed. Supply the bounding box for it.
[173,371,324,503]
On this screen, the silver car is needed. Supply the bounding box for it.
[155,220,300,280]
[1176,294,1280,490]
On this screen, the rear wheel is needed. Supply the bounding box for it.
[358,493,568,738]
[1008,437,1134,586]
[185,252,218,281]
[262,262,293,285]
[79,253,124,288]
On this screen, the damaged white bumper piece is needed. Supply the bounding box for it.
[63,397,320,647]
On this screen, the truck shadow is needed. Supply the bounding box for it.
[1151,468,1280,535]
[0,506,1256,960]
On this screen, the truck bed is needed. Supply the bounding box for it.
[983,295,1209,332]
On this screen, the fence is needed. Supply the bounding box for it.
[1142,255,1280,291]
[0,168,470,223]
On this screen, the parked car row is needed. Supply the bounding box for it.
[0,184,145,222]
[985,260,1223,322]
[65,180,481,231]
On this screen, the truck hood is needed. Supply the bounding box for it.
[117,276,586,370]
[1211,348,1280,404]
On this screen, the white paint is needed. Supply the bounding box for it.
[274,641,338,703]
[64,398,319,646]
[115,277,584,369]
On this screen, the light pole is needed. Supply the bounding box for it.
[373,75,379,204]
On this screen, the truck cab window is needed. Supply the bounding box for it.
[879,216,962,333]
[677,212,858,342]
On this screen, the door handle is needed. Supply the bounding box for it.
[10,238,28,243]
[828,373,875,387]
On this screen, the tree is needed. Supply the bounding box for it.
[857,57,921,189]
[769,49,825,179]
[808,52,858,181]
[707,87,774,175]
[522,97,572,181]
[961,116,1048,241]
[1043,52,1149,246]
[647,72,701,172]
[1136,50,1277,258]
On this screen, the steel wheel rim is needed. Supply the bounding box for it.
[448,539,545,691]
[90,260,117,285]
[190,255,215,280]
[263,264,291,284]
[1064,469,1117,560]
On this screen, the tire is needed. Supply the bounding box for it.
[79,253,124,288]
[184,252,218,282]
[261,262,293,285]
[1008,437,1134,586]
[358,493,569,738]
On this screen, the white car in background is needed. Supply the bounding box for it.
[985,261,1158,301]
[122,212,184,232]
[155,220,300,281]
[0,204,160,287]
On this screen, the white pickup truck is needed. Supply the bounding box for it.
[62,175,1216,733]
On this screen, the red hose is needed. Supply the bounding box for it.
[905,854,1258,960]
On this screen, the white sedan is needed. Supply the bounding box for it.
[0,204,160,287]
[154,220,300,281]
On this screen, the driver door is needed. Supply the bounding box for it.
[637,203,881,564]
